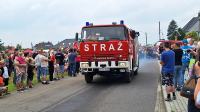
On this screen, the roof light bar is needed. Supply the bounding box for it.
[86,22,90,26]
[120,20,124,25]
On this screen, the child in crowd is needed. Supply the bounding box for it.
[0,69,8,96]
[3,61,9,92]
[0,60,9,91]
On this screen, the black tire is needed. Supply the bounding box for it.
[124,72,132,83]
[131,70,135,79]
[85,73,93,83]
[134,59,139,75]
[134,69,138,75]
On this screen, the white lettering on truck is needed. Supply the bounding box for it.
[109,44,115,51]
[84,43,124,51]
[100,44,106,51]
[84,44,89,51]
[92,44,97,51]
[118,42,123,51]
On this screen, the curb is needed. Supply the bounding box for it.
[154,74,167,112]
[157,61,188,112]
[154,61,167,112]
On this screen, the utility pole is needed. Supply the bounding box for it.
[145,32,147,46]
[159,21,161,40]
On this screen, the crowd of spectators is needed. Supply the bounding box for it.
[0,48,80,96]
[159,38,200,112]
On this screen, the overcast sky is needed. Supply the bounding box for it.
[0,0,199,48]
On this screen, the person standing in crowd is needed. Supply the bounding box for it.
[14,52,27,92]
[8,54,14,77]
[181,39,193,87]
[48,50,55,81]
[35,50,43,82]
[68,48,77,77]
[160,42,176,101]
[0,69,8,96]
[2,61,9,90]
[172,43,183,91]
[27,58,35,88]
[12,49,19,85]
[25,53,35,88]
[75,50,80,75]
[55,49,65,78]
[40,52,49,84]
[0,60,10,94]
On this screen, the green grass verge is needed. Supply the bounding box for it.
[7,72,68,92]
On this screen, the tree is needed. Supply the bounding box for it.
[16,44,22,50]
[167,20,178,40]
[0,39,5,51]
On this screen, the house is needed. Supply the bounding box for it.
[54,39,75,49]
[34,42,54,50]
[34,38,76,50]
[182,12,200,33]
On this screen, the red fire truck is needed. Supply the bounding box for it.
[76,21,140,83]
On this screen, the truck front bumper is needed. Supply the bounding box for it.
[80,61,130,73]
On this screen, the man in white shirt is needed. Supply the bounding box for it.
[35,50,43,82]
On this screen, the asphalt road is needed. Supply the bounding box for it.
[0,59,160,112]
[45,59,160,112]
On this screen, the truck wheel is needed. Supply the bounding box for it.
[134,69,138,75]
[124,72,132,83]
[85,73,93,83]
[134,59,139,75]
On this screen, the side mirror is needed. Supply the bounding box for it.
[130,31,140,39]
[75,33,79,41]
[135,32,140,37]
[130,30,136,39]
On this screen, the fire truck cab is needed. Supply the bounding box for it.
[76,21,140,83]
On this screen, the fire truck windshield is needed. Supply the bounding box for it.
[82,26,126,41]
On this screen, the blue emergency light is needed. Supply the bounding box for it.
[120,20,124,25]
[86,22,90,26]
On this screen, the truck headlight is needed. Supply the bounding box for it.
[119,62,126,67]
[81,63,89,68]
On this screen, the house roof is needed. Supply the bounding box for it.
[182,17,199,32]
[34,42,54,50]
[54,39,75,49]
[183,12,200,32]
